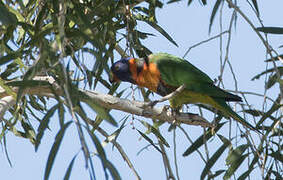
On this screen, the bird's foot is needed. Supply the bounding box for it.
[171,108,181,125]
[162,105,171,111]
[146,100,160,108]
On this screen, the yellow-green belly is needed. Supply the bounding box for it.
[169,90,222,110]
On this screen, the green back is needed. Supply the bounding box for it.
[150,53,213,85]
[150,53,240,100]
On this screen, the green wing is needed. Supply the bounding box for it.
[151,53,240,101]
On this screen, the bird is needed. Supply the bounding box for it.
[109,52,256,131]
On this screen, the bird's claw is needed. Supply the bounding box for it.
[162,105,171,112]
[145,100,160,108]
[148,100,159,107]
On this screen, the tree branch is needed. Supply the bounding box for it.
[0,76,213,128]
[82,90,212,127]
[0,96,15,120]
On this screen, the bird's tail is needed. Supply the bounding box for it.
[215,99,257,131]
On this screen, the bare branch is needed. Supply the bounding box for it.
[0,96,15,120]
[183,31,229,58]
[82,90,212,127]
[0,76,213,128]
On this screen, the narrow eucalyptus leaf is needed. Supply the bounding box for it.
[209,0,222,33]
[251,0,259,15]
[105,159,122,180]
[224,154,248,180]
[86,127,109,179]
[63,154,78,180]
[139,121,170,147]
[137,130,162,154]
[183,120,225,157]
[35,104,59,151]
[200,134,231,180]
[44,121,72,180]
[0,2,18,25]
[257,27,283,34]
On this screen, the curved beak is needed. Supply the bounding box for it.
[109,71,120,83]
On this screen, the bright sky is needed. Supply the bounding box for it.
[1,1,282,180]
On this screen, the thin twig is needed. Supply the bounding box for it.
[203,127,210,162]
[96,127,141,180]
[225,0,283,109]
[183,31,229,58]
[232,89,275,101]
[173,128,180,180]
[57,1,90,169]
[159,140,176,180]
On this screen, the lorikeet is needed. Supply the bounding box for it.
[110,53,256,130]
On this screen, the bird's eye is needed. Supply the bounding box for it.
[114,64,120,71]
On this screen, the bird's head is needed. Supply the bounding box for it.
[109,57,135,84]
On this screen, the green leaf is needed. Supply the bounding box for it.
[167,0,182,4]
[251,67,283,81]
[139,120,170,148]
[183,120,225,157]
[105,159,122,180]
[266,74,279,89]
[80,91,117,127]
[63,154,78,180]
[0,78,17,98]
[0,51,23,66]
[224,144,250,179]
[35,104,59,151]
[58,102,65,127]
[21,120,36,144]
[269,151,283,163]
[137,129,162,154]
[102,117,128,149]
[28,95,45,111]
[2,134,13,167]
[226,144,249,165]
[200,134,231,180]
[257,27,283,34]
[270,170,282,179]
[224,154,248,180]
[135,14,178,47]
[251,0,259,15]
[146,21,178,47]
[0,2,18,26]
[187,0,193,6]
[208,170,225,180]
[243,109,263,117]
[256,96,282,128]
[201,0,207,5]
[44,121,72,180]
[6,80,51,88]
[86,128,108,180]
[0,62,19,80]
[265,164,273,180]
[209,0,222,33]
[6,79,51,106]
[238,168,254,180]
